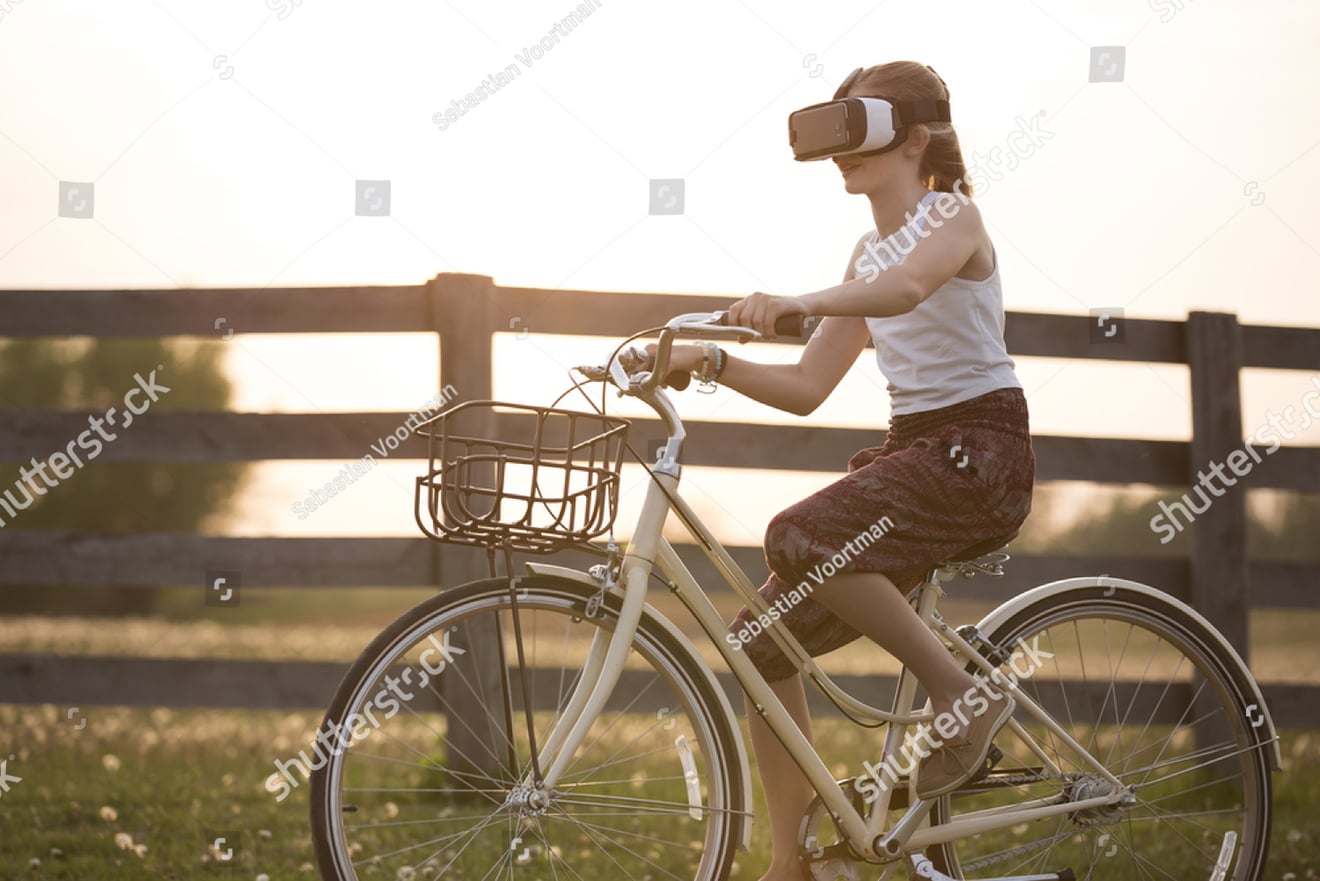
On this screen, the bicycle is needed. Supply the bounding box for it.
[309,310,1281,881]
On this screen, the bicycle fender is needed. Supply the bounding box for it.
[524,562,756,852]
[974,576,1282,771]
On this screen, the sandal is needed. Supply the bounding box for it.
[914,695,1015,799]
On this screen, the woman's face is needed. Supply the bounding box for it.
[831,120,928,196]
[833,149,902,195]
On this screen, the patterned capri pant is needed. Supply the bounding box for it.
[728,387,1035,682]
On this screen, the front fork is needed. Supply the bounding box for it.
[528,472,677,790]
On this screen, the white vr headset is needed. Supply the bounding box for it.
[788,66,952,162]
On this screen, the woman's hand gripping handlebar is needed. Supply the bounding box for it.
[575,310,813,393]
[574,311,818,394]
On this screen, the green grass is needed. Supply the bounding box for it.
[3,591,1318,878]
[0,705,1316,880]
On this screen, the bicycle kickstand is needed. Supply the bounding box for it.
[909,854,956,881]
[910,852,1076,881]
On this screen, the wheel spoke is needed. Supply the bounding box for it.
[932,596,1268,881]
[310,581,740,880]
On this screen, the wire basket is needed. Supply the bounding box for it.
[414,400,630,553]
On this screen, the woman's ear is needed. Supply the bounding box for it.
[904,124,932,157]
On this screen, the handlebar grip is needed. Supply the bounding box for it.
[714,311,818,339]
[633,346,692,390]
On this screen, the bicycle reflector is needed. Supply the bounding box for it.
[788,66,951,162]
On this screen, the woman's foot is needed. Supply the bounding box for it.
[914,693,1015,799]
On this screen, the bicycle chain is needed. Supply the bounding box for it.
[798,770,1066,872]
[957,826,1083,873]
[967,769,1060,788]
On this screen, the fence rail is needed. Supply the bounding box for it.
[1,273,1318,725]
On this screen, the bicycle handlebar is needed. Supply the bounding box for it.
[577,310,819,394]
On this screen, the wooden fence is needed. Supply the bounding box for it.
[1,273,1318,725]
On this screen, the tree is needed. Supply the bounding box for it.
[1014,484,1319,563]
[1250,490,1320,562]
[0,337,247,614]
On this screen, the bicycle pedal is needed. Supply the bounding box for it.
[970,744,1003,784]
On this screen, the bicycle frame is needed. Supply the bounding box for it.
[527,468,1130,860]
[517,313,1138,862]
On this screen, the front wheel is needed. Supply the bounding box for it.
[309,575,746,881]
[928,584,1274,881]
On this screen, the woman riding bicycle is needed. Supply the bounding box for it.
[660,61,1036,881]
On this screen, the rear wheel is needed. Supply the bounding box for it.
[310,576,746,881]
[928,584,1273,881]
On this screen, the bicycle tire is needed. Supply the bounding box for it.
[926,584,1273,880]
[309,575,746,881]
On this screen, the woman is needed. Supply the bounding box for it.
[662,61,1036,880]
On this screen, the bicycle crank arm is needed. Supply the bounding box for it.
[911,853,1075,881]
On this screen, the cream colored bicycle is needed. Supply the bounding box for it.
[310,310,1280,881]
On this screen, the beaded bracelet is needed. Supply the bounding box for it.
[691,342,717,391]
[689,342,729,392]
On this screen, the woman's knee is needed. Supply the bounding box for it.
[764,504,816,580]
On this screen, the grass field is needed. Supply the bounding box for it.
[2,594,1318,879]
[0,703,1317,879]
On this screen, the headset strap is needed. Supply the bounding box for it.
[833,66,952,125]
[833,67,864,99]
[895,98,952,125]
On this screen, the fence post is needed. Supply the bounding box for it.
[1186,311,1250,660]
[1186,310,1250,754]
[430,271,498,573]
[426,272,512,781]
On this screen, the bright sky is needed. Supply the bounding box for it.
[2,0,1317,543]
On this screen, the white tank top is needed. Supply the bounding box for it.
[861,190,1021,416]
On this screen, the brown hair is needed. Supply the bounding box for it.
[845,61,971,196]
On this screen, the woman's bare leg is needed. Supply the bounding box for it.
[748,571,977,880]
[810,571,976,725]
[747,675,814,881]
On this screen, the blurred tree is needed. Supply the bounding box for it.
[0,337,247,615]
[1039,491,1189,557]
[1016,485,1319,563]
[1251,491,1320,563]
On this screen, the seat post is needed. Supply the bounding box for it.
[911,568,949,624]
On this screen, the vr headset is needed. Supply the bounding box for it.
[788,66,951,162]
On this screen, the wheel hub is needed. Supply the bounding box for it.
[1066,775,1128,826]
[504,785,553,814]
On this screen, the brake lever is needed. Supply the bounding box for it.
[624,346,690,390]
[578,311,815,393]
[573,348,688,391]
[573,363,610,382]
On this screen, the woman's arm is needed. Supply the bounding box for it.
[657,233,874,416]
[730,199,988,336]
[716,314,870,415]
